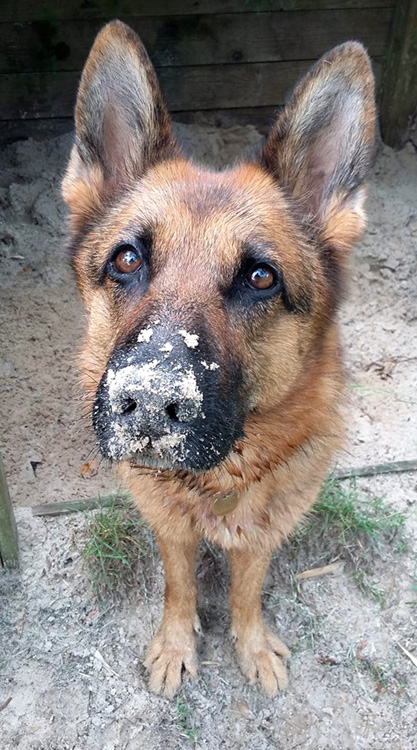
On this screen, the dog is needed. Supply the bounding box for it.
[62,21,375,698]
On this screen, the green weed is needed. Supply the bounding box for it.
[290,477,407,601]
[350,646,405,697]
[83,496,150,593]
[295,477,406,550]
[297,477,406,546]
[176,691,198,743]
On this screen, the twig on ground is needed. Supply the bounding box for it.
[295,562,342,581]
[29,459,417,517]
[397,642,417,669]
[93,649,120,677]
[333,459,417,481]
[31,493,130,516]
[0,697,12,711]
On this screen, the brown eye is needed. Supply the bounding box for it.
[247,264,276,290]
[113,245,142,274]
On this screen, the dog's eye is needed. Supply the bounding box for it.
[246,264,277,290]
[112,245,142,275]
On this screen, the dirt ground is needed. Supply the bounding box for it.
[0,124,416,749]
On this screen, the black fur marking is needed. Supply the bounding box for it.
[66,221,96,267]
[319,242,346,314]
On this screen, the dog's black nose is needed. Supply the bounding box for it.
[107,359,203,433]
[93,322,244,471]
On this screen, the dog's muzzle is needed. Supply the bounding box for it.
[92,322,245,472]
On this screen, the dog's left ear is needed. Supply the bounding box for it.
[261,42,375,251]
[62,20,177,230]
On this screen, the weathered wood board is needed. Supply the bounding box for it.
[0,454,19,568]
[0,0,396,24]
[2,0,409,146]
[0,9,392,73]
[0,59,382,121]
[0,106,279,143]
[379,0,417,147]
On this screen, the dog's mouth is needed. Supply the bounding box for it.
[92,325,245,473]
[97,423,225,473]
[93,391,242,472]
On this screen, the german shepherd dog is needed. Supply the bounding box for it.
[62,21,375,697]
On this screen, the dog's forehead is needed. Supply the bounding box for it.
[115,159,295,253]
[83,158,309,295]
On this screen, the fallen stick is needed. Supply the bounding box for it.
[30,459,417,517]
[0,697,12,712]
[332,459,417,481]
[31,493,130,517]
[93,649,120,677]
[295,562,342,581]
[397,642,417,669]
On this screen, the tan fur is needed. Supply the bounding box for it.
[63,22,375,698]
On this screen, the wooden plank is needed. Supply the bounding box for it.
[0,117,74,144]
[0,454,19,568]
[0,9,392,73]
[0,107,278,144]
[32,492,130,516]
[333,458,417,480]
[379,0,417,148]
[0,107,280,144]
[0,1,396,24]
[0,58,382,120]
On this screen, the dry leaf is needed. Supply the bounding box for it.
[318,655,339,665]
[235,701,252,719]
[80,458,98,478]
[355,640,368,660]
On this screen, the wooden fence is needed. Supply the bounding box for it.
[0,1,415,147]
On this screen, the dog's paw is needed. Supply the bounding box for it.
[144,616,200,698]
[231,622,290,696]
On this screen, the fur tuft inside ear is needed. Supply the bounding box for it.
[62,146,106,232]
[62,20,178,230]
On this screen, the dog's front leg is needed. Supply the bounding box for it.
[145,531,201,697]
[228,547,290,696]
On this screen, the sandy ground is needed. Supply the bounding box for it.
[0,125,416,749]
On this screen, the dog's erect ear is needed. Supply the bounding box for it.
[62,21,177,229]
[261,42,375,251]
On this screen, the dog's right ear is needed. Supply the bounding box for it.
[261,42,375,254]
[62,20,177,231]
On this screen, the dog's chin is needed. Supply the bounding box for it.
[98,436,229,474]
[128,453,218,474]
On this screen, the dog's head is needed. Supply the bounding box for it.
[63,21,375,473]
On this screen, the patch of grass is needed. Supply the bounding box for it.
[351,569,385,604]
[289,477,407,601]
[296,477,406,547]
[345,641,407,698]
[83,497,150,594]
[176,691,198,743]
[407,560,417,606]
[355,655,405,697]
[366,662,395,694]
